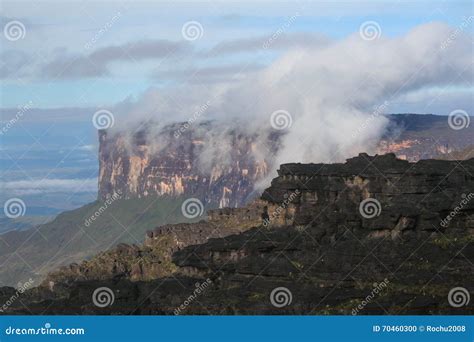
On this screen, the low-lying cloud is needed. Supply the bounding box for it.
[111,22,472,183]
[1,178,97,195]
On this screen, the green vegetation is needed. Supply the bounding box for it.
[0,216,54,234]
[431,234,474,249]
[0,195,207,287]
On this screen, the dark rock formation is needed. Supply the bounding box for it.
[262,153,474,232]
[39,203,267,286]
[2,154,473,315]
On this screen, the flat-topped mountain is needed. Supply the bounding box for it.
[2,153,473,314]
[98,114,474,208]
[98,121,277,208]
[1,115,471,292]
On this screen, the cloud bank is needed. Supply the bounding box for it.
[1,178,97,195]
[110,22,471,184]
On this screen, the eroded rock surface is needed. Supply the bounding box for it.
[98,116,474,206]
[98,122,277,207]
[2,154,473,315]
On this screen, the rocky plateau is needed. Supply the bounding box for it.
[2,153,473,315]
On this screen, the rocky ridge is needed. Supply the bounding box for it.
[2,153,473,314]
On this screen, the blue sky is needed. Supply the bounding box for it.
[1,0,472,109]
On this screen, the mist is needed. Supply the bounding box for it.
[110,22,472,185]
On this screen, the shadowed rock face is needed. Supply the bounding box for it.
[262,153,474,231]
[2,154,473,315]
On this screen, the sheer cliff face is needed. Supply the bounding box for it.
[98,115,474,207]
[98,123,277,208]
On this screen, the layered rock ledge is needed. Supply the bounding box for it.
[2,153,473,315]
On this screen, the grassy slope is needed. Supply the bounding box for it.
[0,216,54,235]
[0,196,207,287]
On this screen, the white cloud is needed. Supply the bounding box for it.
[78,145,96,151]
[111,22,472,182]
[1,178,97,195]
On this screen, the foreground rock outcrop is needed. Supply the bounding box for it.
[2,154,473,315]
